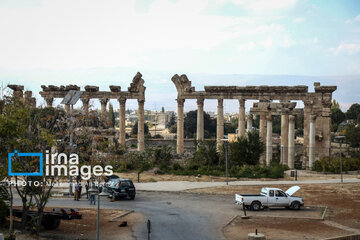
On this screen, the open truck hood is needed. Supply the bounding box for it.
[285,186,300,196]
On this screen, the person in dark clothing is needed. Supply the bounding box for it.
[85,180,90,199]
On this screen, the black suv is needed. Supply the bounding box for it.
[105,179,136,200]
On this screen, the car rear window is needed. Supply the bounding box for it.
[120,181,131,187]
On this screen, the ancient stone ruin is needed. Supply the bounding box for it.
[172,74,337,169]
[38,72,146,151]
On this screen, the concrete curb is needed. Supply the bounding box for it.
[321,206,328,220]
[109,210,134,222]
[223,215,239,227]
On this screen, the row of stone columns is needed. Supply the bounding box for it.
[175,98,317,169]
[45,96,145,151]
[177,98,248,153]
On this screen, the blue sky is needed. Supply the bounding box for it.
[0,0,359,112]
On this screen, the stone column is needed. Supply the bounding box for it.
[137,99,145,151]
[259,112,267,165]
[100,98,108,120]
[45,97,54,107]
[266,114,273,166]
[303,100,312,168]
[196,98,204,141]
[176,99,185,154]
[81,98,90,114]
[238,99,246,137]
[288,115,295,169]
[280,113,289,165]
[65,104,70,113]
[309,115,317,169]
[246,114,253,132]
[216,99,224,150]
[118,97,127,148]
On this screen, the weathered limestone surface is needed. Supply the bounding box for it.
[137,99,145,151]
[281,113,289,165]
[266,114,273,166]
[238,99,246,137]
[176,99,185,154]
[118,97,126,147]
[196,98,204,141]
[247,114,253,132]
[288,115,295,169]
[217,99,224,150]
[309,115,317,168]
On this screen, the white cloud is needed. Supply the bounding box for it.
[355,14,360,22]
[293,17,305,23]
[0,0,298,70]
[230,0,298,12]
[236,41,256,52]
[345,14,360,23]
[330,43,360,55]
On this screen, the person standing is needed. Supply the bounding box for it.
[89,186,96,205]
[85,180,89,199]
[74,181,79,201]
[79,181,82,199]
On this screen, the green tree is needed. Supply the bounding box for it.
[131,121,149,135]
[184,110,216,138]
[331,108,346,132]
[228,131,265,166]
[331,99,340,110]
[346,103,360,121]
[108,103,115,127]
[167,112,176,129]
[0,97,59,235]
[224,118,238,135]
[345,124,360,148]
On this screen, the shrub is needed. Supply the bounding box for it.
[312,157,360,173]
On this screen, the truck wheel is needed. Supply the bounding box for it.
[291,201,300,210]
[251,201,261,211]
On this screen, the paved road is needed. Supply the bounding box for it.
[133,178,360,191]
[51,178,360,193]
[15,192,237,240]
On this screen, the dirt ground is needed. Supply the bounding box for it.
[224,217,351,240]
[187,183,360,239]
[9,208,142,240]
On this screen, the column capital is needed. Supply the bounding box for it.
[281,108,290,115]
[80,97,90,104]
[99,98,108,105]
[303,99,314,108]
[44,97,54,107]
[289,115,296,122]
[217,98,223,106]
[310,114,317,121]
[138,99,145,104]
[266,113,272,121]
[196,98,204,106]
[176,98,185,106]
[247,114,253,120]
[118,97,127,105]
[238,98,245,107]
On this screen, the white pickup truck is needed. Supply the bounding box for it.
[235,186,304,211]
